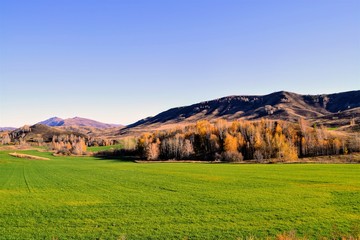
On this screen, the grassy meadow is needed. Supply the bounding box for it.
[87,144,123,152]
[0,150,359,239]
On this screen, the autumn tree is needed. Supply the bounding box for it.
[222,133,243,162]
[160,134,194,159]
[224,133,238,152]
[1,133,11,145]
[72,137,87,155]
[146,140,160,160]
[137,133,154,158]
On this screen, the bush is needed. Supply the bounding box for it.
[222,151,243,162]
[254,150,264,162]
[57,147,71,156]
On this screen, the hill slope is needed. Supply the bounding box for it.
[9,124,86,143]
[127,90,360,130]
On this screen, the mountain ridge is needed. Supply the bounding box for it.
[126,90,360,129]
[0,127,16,132]
[38,117,122,129]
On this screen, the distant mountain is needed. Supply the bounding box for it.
[38,117,122,129]
[38,117,64,126]
[37,117,64,127]
[127,90,360,129]
[0,127,16,132]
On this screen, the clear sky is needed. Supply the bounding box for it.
[1,0,359,127]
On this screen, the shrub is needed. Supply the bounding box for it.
[222,151,243,162]
[254,150,264,162]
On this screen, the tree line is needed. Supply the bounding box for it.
[51,134,87,155]
[0,124,117,155]
[134,119,360,162]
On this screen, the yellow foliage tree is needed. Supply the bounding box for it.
[224,133,238,152]
[196,120,211,136]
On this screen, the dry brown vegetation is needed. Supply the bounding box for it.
[9,152,50,160]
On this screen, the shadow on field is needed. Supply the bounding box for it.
[92,149,140,162]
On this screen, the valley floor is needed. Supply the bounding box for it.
[0,150,359,239]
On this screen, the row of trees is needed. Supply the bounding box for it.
[87,137,117,147]
[1,132,122,156]
[51,135,87,155]
[0,129,114,155]
[1,132,28,146]
[135,119,360,161]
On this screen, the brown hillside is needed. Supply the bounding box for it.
[121,90,360,135]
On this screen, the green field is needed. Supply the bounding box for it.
[0,150,359,239]
[87,144,123,152]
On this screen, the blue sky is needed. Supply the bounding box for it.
[1,0,359,127]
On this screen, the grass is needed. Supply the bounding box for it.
[0,150,359,239]
[87,144,123,152]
